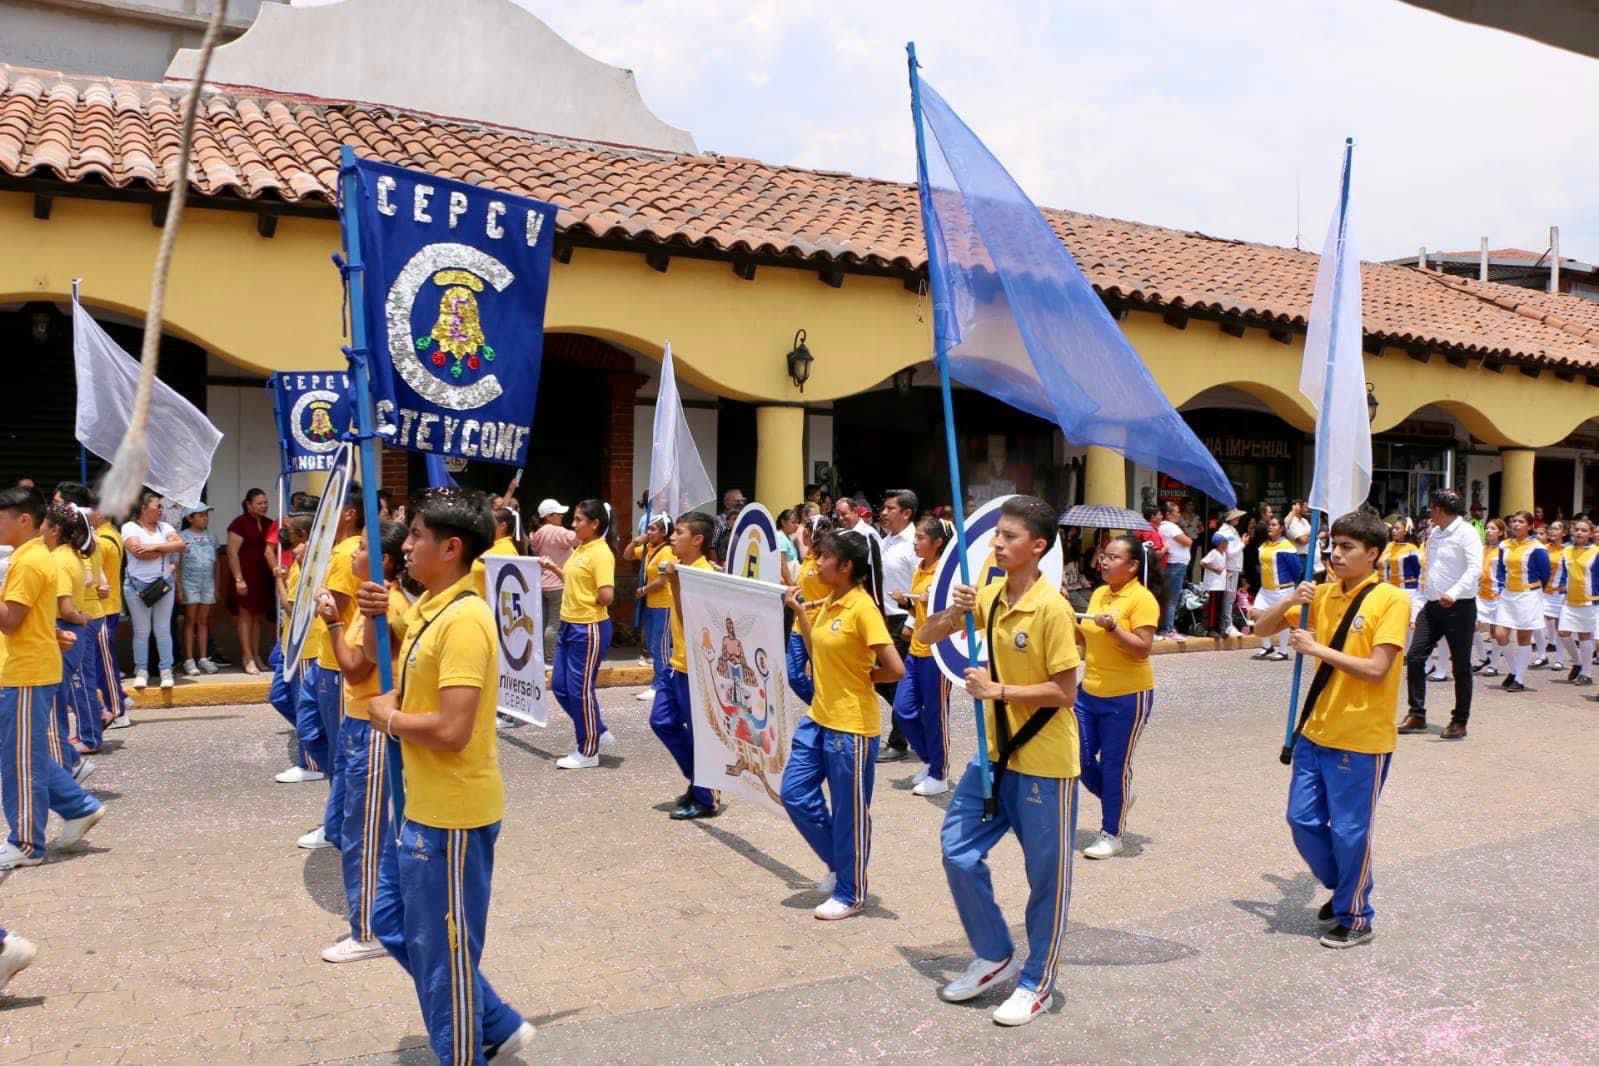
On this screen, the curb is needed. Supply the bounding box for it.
[130,663,659,709]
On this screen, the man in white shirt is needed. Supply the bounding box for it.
[875,489,919,761]
[1399,489,1483,741]
[1284,499,1312,551]
[1218,508,1245,637]
[1157,504,1192,641]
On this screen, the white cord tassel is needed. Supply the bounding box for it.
[98,0,229,516]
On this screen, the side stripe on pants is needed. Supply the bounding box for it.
[1116,691,1153,836]
[17,689,34,852]
[1348,752,1389,931]
[446,829,475,1066]
[853,737,869,904]
[1036,779,1077,996]
[358,723,387,942]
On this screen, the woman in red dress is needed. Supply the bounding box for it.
[226,488,278,675]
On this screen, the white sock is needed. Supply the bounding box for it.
[1472,630,1487,661]
[1546,619,1560,653]
[1514,641,1532,681]
[1261,638,1272,652]
[1276,629,1291,653]
[1581,638,1595,678]
[1558,633,1576,666]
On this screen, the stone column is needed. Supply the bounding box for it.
[1500,447,1535,515]
[1083,446,1127,508]
[755,405,805,511]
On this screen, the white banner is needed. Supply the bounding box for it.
[678,565,794,816]
[484,556,548,727]
[282,442,354,683]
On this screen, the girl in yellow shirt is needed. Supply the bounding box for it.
[785,516,835,705]
[269,514,325,785]
[889,517,953,797]
[42,505,96,779]
[1074,534,1161,860]
[625,516,674,702]
[540,499,617,769]
[781,529,904,921]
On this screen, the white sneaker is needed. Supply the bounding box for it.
[71,758,96,784]
[1224,626,1242,638]
[320,936,388,964]
[0,934,39,994]
[555,751,599,770]
[197,657,219,674]
[598,729,619,750]
[275,766,325,784]
[939,954,1021,1003]
[0,843,43,870]
[159,669,174,689]
[296,826,332,850]
[813,897,863,921]
[182,659,200,677]
[106,712,132,730]
[815,872,837,896]
[1172,631,1187,643]
[911,764,931,786]
[133,671,148,690]
[912,777,949,797]
[52,805,105,850]
[1084,831,1124,860]
[635,688,656,702]
[992,985,1049,1026]
[492,1019,537,1061]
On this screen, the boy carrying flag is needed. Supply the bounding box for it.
[1255,510,1407,948]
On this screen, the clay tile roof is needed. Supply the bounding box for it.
[3,64,1599,369]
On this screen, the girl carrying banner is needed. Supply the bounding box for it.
[781,528,903,920]
[541,499,617,769]
[889,516,953,798]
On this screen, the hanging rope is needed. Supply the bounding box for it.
[99,0,229,516]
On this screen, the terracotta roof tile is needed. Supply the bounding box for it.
[3,64,1598,368]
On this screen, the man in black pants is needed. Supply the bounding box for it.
[1399,490,1482,741]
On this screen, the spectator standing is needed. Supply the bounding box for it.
[1284,499,1312,552]
[1218,508,1246,637]
[528,499,578,665]
[1156,503,1191,641]
[122,490,184,690]
[176,505,220,677]
[225,488,277,675]
[712,488,748,566]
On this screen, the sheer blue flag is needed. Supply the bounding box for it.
[423,452,459,488]
[914,77,1235,507]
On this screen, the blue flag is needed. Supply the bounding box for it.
[914,77,1236,507]
[349,157,557,468]
[271,371,353,475]
[423,452,459,489]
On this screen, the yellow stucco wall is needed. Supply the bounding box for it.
[6,190,1598,452]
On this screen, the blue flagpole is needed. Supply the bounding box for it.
[336,144,404,824]
[908,42,994,809]
[1281,138,1353,764]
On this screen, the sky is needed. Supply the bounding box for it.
[511,0,1599,264]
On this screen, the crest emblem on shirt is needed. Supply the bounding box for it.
[1014,630,1029,649]
[830,619,843,632]
[1352,616,1366,632]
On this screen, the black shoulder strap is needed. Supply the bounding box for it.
[1280,581,1380,765]
[398,590,477,703]
[984,585,1059,814]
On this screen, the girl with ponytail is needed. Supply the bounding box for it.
[889,516,954,797]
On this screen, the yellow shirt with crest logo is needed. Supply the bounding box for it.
[52,544,91,617]
[807,584,892,736]
[560,538,615,624]
[315,536,362,670]
[972,576,1082,778]
[668,555,714,672]
[2,538,63,687]
[342,586,411,720]
[1080,580,1160,697]
[1287,573,1408,755]
[907,563,937,657]
[397,574,503,828]
[633,543,676,610]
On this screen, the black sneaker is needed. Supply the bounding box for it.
[1503,679,1527,693]
[1530,657,1549,670]
[1575,675,1595,687]
[1471,658,1489,674]
[1319,924,1374,949]
[1317,900,1336,927]
[876,745,909,763]
[1569,665,1582,683]
[669,800,721,821]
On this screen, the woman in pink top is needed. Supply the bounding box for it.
[528,498,579,663]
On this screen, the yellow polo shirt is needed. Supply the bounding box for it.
[636,543,676,610]
[1287,573,1408,755]
[792,557,830,635]
[96,522,124,615]
[2,538,63,687]
[560,538,615,624]
[973,576,1082,778]
[315,536,362,670]
[907,563,937,657]
[1079,580,1160,697]
[83,544,108,621]
[470,536,520,598]
[397,574,502,829]
[342,587,411,720]
[808,584,892,736]
[285,559,323,661]
[52,545,91,618]
[667,555,714,672]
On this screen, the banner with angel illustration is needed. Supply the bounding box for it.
[677,565,794,816]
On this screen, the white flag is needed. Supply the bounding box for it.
[73,292,221,508]
[647,341,716,521]
[678,565,794,816]
[1298,141,1371,520]
[484,556,549,727]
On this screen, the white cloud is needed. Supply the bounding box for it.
[515,0,1599,261]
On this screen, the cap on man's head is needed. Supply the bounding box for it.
[537,498,568,519]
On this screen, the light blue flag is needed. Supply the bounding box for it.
[915,78,1236,507]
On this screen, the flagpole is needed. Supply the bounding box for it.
[336,144,404,824]
[268,375,289,635]
[1281,138,1353,765]
[72,278,89,482]
[908,42,994,811]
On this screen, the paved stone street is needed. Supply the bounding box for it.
[2,650,1595,1065]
